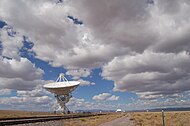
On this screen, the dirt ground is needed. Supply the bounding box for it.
[9,112,126,126]
[131,111,190,126]
[63,113,126,126]
[0,110,60,118]
[2,110,190,126]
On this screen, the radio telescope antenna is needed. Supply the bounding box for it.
[43,73,80,114]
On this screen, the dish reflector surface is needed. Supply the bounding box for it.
[43,81,80,95]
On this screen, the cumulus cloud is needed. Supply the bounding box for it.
[0,96,51,106]
[0,57,46,90]
[0,83,57,111]
[102,51,190,98]
[77,79,95,86]
[126,95,190,110]
[92,93,119,101]
[0,77,48,91]
[69,92,190,111]
[0,57,44,81]
[66,68,91,79]
[0,89,12,96]
[1,0,190,69]
[17,85,50,97]
[66,0,155,52]
[0,95,54,111]
[107,95,120,101]
[66,0,190,59]
[0,17,46,91]
[0,25,23,59]
[67,97,118,110]
[0,0,129,69]
[65,68,94,85]
[147,0,190,53]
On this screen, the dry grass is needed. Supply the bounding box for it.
[131,111,190,126]
[63,113,126,126]
[0,110,126,126]
[0,110,61,118]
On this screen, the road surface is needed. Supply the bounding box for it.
[99,113,134,126]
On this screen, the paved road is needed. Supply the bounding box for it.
[99,114,134,126]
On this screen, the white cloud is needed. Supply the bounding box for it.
[125,97,190,110]
[65,68,94,86]
[102,51,190,98]
[92,93,119,101]
[67,97,118,110]
[107,95,119,101]
[0,84,58,111]
[0,0,129,69]
[136,92,163,100]
[0,77,48,91]
[66,68,91,79]
[1,0,190,68]
[0,57,46,91]
[0,89,12,96]
[0,95,55,111]
[0,57,44,81]
[0,25,23,60]
[17,85,50,97]
[77,79,94,86]
[92,93,110,101]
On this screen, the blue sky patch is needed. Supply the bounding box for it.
[68,16,83,25]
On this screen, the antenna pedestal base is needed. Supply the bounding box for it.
[55,94,72,114]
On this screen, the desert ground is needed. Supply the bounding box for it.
[0,110,126,126]
[130,111,190,126]
[0,110,61,118]
[1,110,190,126]
[62,113,126,126]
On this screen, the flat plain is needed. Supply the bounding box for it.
[0,110,126,126]
[130,111,190,126]
[1,110,190,126]
[0,110,60,118]
[63,113,126,126]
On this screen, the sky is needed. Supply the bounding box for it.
[0,0,190,111]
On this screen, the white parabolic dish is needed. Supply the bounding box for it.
[43,81,80,95]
